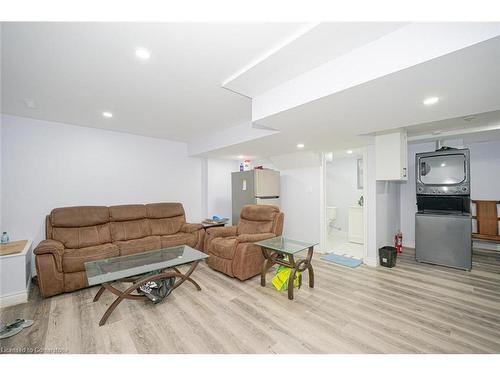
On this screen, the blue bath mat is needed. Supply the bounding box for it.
[321,253,363,268]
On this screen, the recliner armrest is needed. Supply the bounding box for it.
[34,239,65,272]
[181,223,204,233]
[237,233,275,243]
[206,226,238,238]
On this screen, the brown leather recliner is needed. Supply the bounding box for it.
[34,203,204,297]
[204,205,284,281]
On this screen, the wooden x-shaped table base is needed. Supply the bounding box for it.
[260,247,314,300]
[93,261,201,326]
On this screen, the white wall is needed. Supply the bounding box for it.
[1,115,204,248]
[0,24,3,231]
[399,141,436,248]
[0,116,4,234]
[253,156,322,244]
[376,181,401,249]
[0,115,2,232]
[280,166,321,243]
[364,145,377,265]
[325,156,363,232]
[466,140,500,200]
[206,158,238,224]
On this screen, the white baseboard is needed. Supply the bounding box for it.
[0,289,29,308]
[404,241,416,249]
[363,257,378,267]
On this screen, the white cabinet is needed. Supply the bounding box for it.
[0,240,32,307]
[348,206,364,244]
[375,130,408,181]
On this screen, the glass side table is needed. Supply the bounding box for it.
[255,236,318,300]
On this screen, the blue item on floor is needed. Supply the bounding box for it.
[321,253,362,268]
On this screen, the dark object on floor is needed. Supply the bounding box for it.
[0,318,34,339]
[137,275,176,303]
[379,246,397,268]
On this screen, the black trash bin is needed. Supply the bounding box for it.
[379,246,397,268]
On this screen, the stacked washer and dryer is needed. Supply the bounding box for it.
[415,147,472,270]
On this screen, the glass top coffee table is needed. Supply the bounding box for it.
[85,245,208,326]
[255,236,318,300]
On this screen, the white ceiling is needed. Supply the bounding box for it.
[201,36,500,159]
[1,23,499,159]
[406,110,500,137]
[223,22,409,97]
[0,22,305,141]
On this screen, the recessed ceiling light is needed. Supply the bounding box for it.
[237,155,245,159]
[346,150,353,154]
[440,163,446,167]
[297,143,305,149]
[102,111,113,118]
[423,96,439,106]
[135,48,151,60]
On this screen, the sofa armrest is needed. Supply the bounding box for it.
[34,239,64,272]
[181,223,204,233]
[206,225,238,238]
[237,233,276,243]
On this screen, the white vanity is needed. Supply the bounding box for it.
[348,206,364,244]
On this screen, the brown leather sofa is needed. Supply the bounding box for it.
[204,205,284,281]
[34,203,204,297]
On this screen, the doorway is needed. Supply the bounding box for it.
[322,150,365,259]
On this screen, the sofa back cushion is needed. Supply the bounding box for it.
[109,204,151,241]
[237,205,280,235]
[50,206,109,228]
[49,206,112,249]
[146,203,186,236]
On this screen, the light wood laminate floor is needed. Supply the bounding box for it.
[1,248,500,354]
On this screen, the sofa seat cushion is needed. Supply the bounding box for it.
[115,236,161,256]
[210,236,238,260]
[160,232,197,249]
[63,243,119,273]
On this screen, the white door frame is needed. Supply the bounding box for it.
[319,149,369,262]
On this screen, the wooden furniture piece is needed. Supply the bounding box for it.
[0,240,33,307]
[256,236,317,300]
[472,200,500,243]
[0,240,28,256]
[85,245,207,326]
[202,222,227,230]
